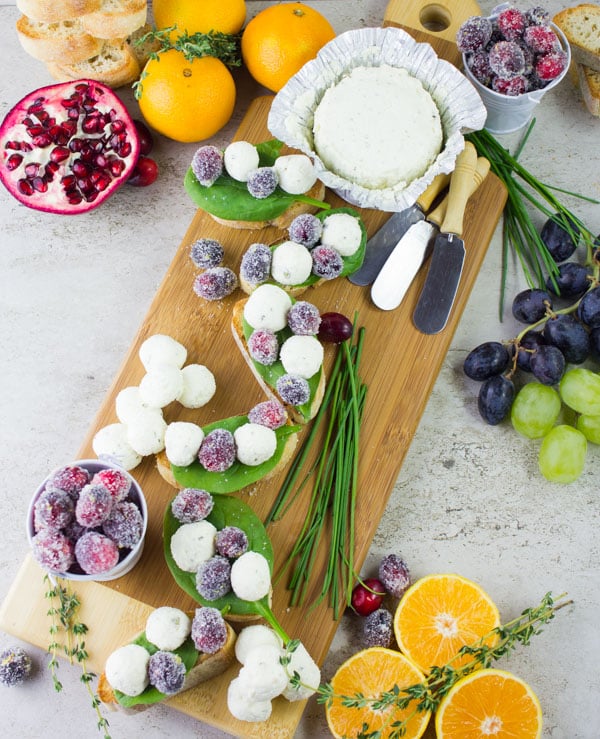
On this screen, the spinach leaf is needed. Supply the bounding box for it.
[170,415,299,493]
[163,494,274,617]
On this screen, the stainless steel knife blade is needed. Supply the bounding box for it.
[413,142,478,334]
[348,172,449,286]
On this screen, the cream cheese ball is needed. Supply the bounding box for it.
[165,422,205,467]
[178,364,216,409]
[235,625,283,665]
[233,423,277,466]
[92,423,142,471]
[273,154,317,194]
[105,644,150,697]
[243,284,292,332]
[139,334,187,371]
[280,335,324,379]
[321,212,362,256]
[126,410,167,456]
[238,645,289,701]
[227,676,273,722]
[139,364,184,408]
[115,386,162,425]
[313,65,443,189]
[224,141,259,182]
[271,241,313,285]
[230,551,271,601]
[145,607,191,651]
[281,642,321,702]
[170,520,217,572]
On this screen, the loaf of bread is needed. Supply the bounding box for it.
[80,0,148,39]
[15,16,103,62]
[16,0,101,23]
[576,63,600,116]
[46,39,141,88]
[554,4,600,72]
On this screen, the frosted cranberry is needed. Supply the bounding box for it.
[488,41,526,79]
[75,483,113,527]
[363,608,393,648]
[523,24,559,54]
[91,468,131,502]
[31,529,74,572]
[189,238,224,269]
[288,213,322,247]
[378,554,410,598]
[311,245,343,279]
[492,75,528,96]
[198,428,236,472]
[456,16,493,52]
[287,301,321,335]
[536,50,567,82]
[196,555,232,600]
[351,578,386,616]
[75,531,119,574]
[276,374,310,406]
[47,465,89,497]
[318,312,353,343]
[467,50,492,85]
[248,329,279,365]
[34,487,74,531]
[191,145,223,187]
[248,400,287,429]
[215,526,248,558]
[102,501,144,549]
[148,651,186,695]
[171,488,214,523]
[240,242,272,287]
[247,167,278,198]
[525,6,550,26]
[497,7,526,40]
[191,607,228,653]
[193,267,238,301]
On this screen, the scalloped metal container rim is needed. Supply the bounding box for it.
[26,458,148,582]
[268,26,487,213]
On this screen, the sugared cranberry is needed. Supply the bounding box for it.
[171,488,214,523]
[197,428,236,472]
[75,531,119,574]
[191,607,228,653]
[247,400,287,429]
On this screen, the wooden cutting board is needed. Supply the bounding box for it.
[0,3,506,737]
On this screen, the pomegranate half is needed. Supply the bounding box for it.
[0,80,140,214]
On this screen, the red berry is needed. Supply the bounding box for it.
[133,119,154,155]
[128,156,159,187]
[351,577,386,616]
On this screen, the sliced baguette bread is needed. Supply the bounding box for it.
[46,38,141,88]
[554,4,600,73]
[576,62,600,116]
[16,0,101,23]
[127,22,162,68]
[231,299,326,424]
[97,618,236,711]
[80,0,147,40]
[16,15,103,62]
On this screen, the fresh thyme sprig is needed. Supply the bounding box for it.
[310,591,572,739]
[44,575,111,739]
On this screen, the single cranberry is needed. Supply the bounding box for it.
[318,312,353,343]
[128,156,159,187]
[350,577,386,616]
[133,119,154,155]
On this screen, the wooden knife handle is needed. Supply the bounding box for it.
[414,172,451,212]
[439,141,478,237]
[427,156,490,227]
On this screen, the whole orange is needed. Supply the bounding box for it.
[137,50,236,143]
[153,0,246,36]
[241,2,336,92]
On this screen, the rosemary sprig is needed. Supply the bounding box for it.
[311,591,572,738]
[44,575,111,738]
[467,122,598,318]
[267,321,367,618]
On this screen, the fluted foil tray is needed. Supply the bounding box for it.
[268,26,487,212]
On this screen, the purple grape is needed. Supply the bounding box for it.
[512,288,552,324]
[577,286,600,328]
[541,214,580,263]
[477,375,515,425]
[530,344,566,385]
[463,342,510,381]
[515,331,546,372]
[545,262,590,299]
[318,312,353,343]
[544,314,590,364]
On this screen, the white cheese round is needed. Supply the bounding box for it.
[321,212,362,256]
[273,154,317,194]
[238,645,288,701]
[243,284,292,332]
[139,334,187,371]
[139,364,184,408]
[170,520,217,572]
[271,241,313,285]
[279,335,324,379]
[178,364,216,409]
[235,625,283,665]
[281,641,321,702]
[145,607,191,651]
[115,386,160,425]
[233,423,277,466]
[105,644,150,697]
[230,551,271,601]
[92,423,142,471]
[126,410,167,456]
[313,65,443,189]
[224,141,259,182]
[227,676,273,722]
[165,422,205,467]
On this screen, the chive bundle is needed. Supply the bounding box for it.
[266,323,367,619]
[467,123,598,317]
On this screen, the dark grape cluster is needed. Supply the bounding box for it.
[464,212,600,482]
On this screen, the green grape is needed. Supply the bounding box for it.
[538,425,587,483]
[511,382,561,439]
[559,368,600,415]
[576,414,600,445]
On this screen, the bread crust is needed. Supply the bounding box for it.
[46,39,141,88]
[16,0,101,23]
[554,4,600,73]
[576,62,600,116]
[80,0,147,39]
[16,16,103,62]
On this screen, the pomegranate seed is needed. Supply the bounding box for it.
[32,134,52,148]
[62,120,77,136]
[5,141,21,150]
[94,153,107,168]
[68,108,80,120]
[69,138,83,152]
[72,161,91,177]
[109,158,125,176]
[84,190,98,202]
[49,125,69,145]
[20,142,33,152]
[27,125,45,137]
[24,162,39,177]
[22,117,34,127]
[46,161,60,175]
[68,192,83,204]
[37,110,51,125]
[127,156,159,187]
[118,142,132,158]
[31,177,47,193]
[6,153,23,170]
[17,179,34,195]
[61,175,76,188]
[111,120,126,133]
[27,99,45,113]
[50,146,70,164]
[75,82,89,93]
[91,171,111,191]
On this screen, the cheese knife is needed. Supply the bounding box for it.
[348,172,450,286]
[412,142,478,334]
[371,156,490,311]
